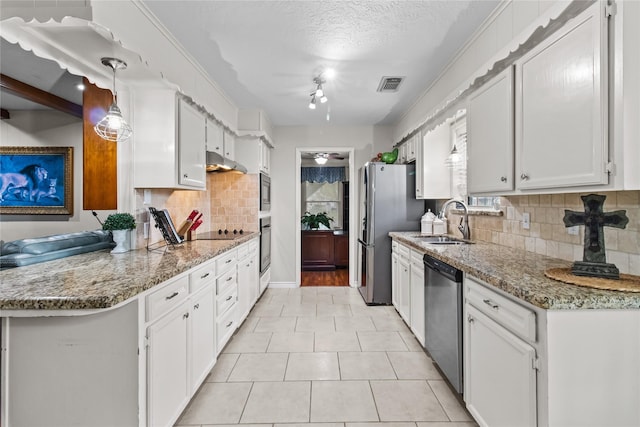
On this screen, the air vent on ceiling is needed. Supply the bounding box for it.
[377,76,404,93]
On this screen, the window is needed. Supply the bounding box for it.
[302,182,342,229]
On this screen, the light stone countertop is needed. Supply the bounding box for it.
[390,232,640,310]
[0,233,258,312]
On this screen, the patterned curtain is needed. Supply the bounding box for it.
[301,167,346,183]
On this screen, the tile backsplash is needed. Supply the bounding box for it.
[448,191,640,275]
[134,173,259,247]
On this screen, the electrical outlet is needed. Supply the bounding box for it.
[522,212,530,230]
[568,225,579,235]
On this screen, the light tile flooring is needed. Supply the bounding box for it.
[176,286,477,427]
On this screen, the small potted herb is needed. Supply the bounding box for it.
[103,212,136,253]
[301,211,334,230]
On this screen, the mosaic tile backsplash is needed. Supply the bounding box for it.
[448,191,640,275]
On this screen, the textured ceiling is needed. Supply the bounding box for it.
[142,0,501,127]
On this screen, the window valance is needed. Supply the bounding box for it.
[301,167,346,183]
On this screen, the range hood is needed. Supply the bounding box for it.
[206,151,248,173]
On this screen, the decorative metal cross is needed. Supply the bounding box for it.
[563,194,629,279]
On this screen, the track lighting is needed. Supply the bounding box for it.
[308,75,329,109]
[309,95,317,109]
[94,57,132,142]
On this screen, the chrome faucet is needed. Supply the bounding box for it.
[439,199,470,240]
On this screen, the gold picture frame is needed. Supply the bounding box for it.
[0,146,73,215]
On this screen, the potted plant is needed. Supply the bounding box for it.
[301,211,334,230]
[103,212,136,254]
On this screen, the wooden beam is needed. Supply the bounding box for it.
[0,73,83,118]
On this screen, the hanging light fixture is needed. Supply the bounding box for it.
[309,94,317,109]
[94,57,132,142]
[308,76,328,109]
[315,153,329,165]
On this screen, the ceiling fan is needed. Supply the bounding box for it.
[302,152,346,165]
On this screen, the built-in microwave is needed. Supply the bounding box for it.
[260,173,271,212]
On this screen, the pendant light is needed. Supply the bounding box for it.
[94,57,132,142]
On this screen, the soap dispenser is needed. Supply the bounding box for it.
[421,209,436,235]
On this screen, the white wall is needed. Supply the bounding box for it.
[0,110,112,241]
[270,125,392,284]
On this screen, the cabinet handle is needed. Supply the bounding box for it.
[194,303,200,310]
[246,263,251,267]
[165,291,179,300]
[226,321,233,328]
[483,299,499,310]
[520,173,529,181]
[226,276,233,282]
[200,272,210,279]
[500,176,507,182]
[226,295,233,301]
[225,259,232,264]
[183,173,188,178]
[467,314,475,324]
[183,312,189,319]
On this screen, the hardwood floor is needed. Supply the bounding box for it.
[301,268,349,286]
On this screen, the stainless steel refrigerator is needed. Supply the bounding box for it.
[358,162,424,304]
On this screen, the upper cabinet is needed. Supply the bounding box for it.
[467,67,514,194]
[223,130,235,161]
[206,119,224,156]
[416,123,452,199]
[515,1,608,191]
[235,135,272,175]
[133,90,206,190]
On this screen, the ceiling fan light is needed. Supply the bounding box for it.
[315,156,328,165]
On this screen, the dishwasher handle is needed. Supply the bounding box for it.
[423,255,463,283]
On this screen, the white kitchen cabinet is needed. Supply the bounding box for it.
[396,243,411,325]
[467,67,515,194]
[236,239,259,323]
[409,249,425,346]
[178,99,207,188]
[189,284,215,394]
[515,2,608,190]
[215,249,238,354]
[235,135,273,174]
[206,118,224,156]
[464,277,537,427]
[405,133,418,163]
[398,143,407,164]
[391,241,399,309]
[147,301,190,427]
[133,90,206,190]
[416,122,452,199]
[224,130,235,160]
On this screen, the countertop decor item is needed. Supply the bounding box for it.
[301,211,334,230]
[103,212,136,254]
[563,194,629,279]
[545,267,640,292]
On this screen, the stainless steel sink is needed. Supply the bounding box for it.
[415,235,473,245]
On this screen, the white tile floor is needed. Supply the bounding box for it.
[175,286,477,427]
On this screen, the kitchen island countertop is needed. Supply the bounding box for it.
[0,233,258,312]
[390,232,640,310]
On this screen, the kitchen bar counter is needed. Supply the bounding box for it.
[390,232,640,310]
[0,233,258,312]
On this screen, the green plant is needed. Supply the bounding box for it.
[301,211,334,230]
[103,212,136,231]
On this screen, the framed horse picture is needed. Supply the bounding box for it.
[0,146,73,215]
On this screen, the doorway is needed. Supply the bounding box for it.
[296,148,356,287]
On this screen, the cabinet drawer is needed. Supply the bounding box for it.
[392,241,398,251]
[216,250,237,274]
[397,243,410,258]
[189,260,216,293]
[216,269,237,296]
[237,243,250,260]
[216,301,237,353]
[248,240,258,253]
[466,277,536,342]
[217,286,237,316]
[410,249,423,265]
[146,276,189,322]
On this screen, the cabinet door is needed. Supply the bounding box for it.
[190,285,216,394]
[147,302,190,427]
[465,304,537,427]
[224,131,235,160]
[409,259,425,346]
[391,249,399,309]
[516,2,608,190]
[417,122,452,199]
[206,119,224,156]
[302,231,335,270]
[260,142,271,174]
[237,253,252,323]
[178,99,206,188]
[467,67,514,193]
[397,255,411,324]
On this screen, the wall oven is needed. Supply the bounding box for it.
[260,173,271,212]
[260,216,271,274]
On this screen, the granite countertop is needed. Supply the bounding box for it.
[0,233,258,312]
[390,232,640,310]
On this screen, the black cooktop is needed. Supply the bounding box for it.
[196,229,245,240]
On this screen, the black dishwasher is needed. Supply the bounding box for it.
[423,254,464,395]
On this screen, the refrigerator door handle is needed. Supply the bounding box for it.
[358,238,373,248]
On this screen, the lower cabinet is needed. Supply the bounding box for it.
[391,241,399,308]
[302,231,335,270]
[464,277,537,427]
[237,240,259,324]
[409,249,425,346]
[396,245,411,324]
[189,285,216,393]
[147,301,191,427]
